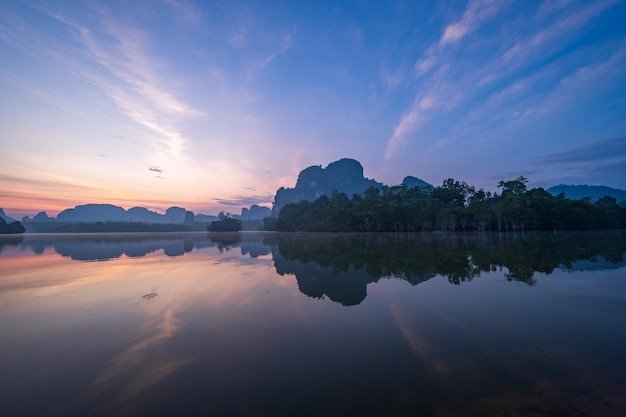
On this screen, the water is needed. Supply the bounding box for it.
[1,231,625,416]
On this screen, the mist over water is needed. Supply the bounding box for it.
[1,231,626,416]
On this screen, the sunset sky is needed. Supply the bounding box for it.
[1,0,625,218]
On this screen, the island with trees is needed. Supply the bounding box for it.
[208,211,242,232]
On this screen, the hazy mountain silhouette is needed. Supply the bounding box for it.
[16,234,219,261]
[194,214,218,222]
[241,204,271,220]
[33,212,54,222]
[547,185,626,204]
[0,208,16,223]
[55,204,195,224]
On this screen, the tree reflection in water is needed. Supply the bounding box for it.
[6,230,626,306]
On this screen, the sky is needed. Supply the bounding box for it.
[1,0,625,218]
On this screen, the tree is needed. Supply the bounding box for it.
[498,176,528,196]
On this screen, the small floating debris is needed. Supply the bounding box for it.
[142,286,158,300]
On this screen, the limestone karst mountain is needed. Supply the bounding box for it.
[271,158,433,214]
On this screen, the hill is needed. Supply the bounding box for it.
[547,185,626,204]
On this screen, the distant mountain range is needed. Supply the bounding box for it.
[57,204,190,223]
[271,158,432,214]
[547,185,626,204]
[4,159,625,227]
[10,203,272,225]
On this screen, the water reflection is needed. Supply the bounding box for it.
[2,231,625,306]
[1,231,626,416]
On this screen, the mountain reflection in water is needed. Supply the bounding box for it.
[1,231,626,417]
[3,231,625,306]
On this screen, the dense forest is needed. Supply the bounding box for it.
[273,177,626,232]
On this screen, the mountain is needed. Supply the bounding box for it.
[547,185,626,204]
[194,214,219,222]
[33,212,54,222]
[0,208,16,223]
[127,207,164,223]
[272,158,383,214]
[56,204,195,224]
[57,204,128,222]
[241,205,271,220]
[402,176,433,190]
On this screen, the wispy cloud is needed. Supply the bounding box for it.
[384,99,423,160]
[256,31,295,70]
[440,0,502,45]
[538,137,626,164]
[502,0,618,64]
[212,194,274,208]
[386,0,623,160]
[387,0,504,157]
[45,9,203,159]
[531,136,626,188]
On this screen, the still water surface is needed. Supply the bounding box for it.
[1,231,625,416]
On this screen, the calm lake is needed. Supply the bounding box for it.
[1,231,625,416]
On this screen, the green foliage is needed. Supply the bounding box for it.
[276,177,626,232]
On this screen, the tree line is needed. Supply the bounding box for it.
[0,218,25,234]
[272,177,626,232]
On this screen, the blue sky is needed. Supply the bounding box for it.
[1,0,625,217]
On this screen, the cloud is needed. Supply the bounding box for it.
[384,101,423,160]
[388,0,623,161]
[389,0,505,156]
[414,47,436,74]
[532,136,626,189]
[45,9,203,159]
[419,95,437,110]
[439,0,502,45]
[212,194,274,208]
[257,31,295,70]
[149,166,164,174]
[537,137,626,165]
[502,0,618,64]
